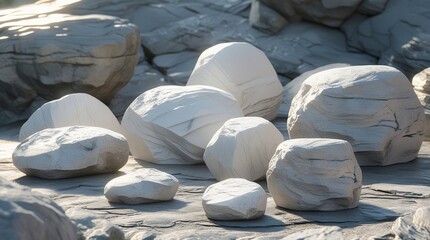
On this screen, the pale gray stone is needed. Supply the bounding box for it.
[202,178,267,220]
[288,65,425,166]
[13,126,129,179]
[391,207,430,240]
[104,168,179,204]
[412,68,430,140]
[19,93,123,141]
[204,117,284,181]
[153,51,199,85]
[413,207,430,233]
[281,226,344,240]
[121,85,243,164]
[249,0,288,34]
[267,138,362,211]
[187,42,282,120]
[0,177,78,240]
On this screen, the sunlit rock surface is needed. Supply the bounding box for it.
[204,117,283,181]
[13,126,129,179]
[187,42,282,120]
[288,65,425,166]
[104,168,179,204]
[121,85,243,164]
[19,93,123,141]
[267,138,362,211]
[412,68,430,140]
[390,207,430,240]
[0,177,78,239]
[202,178,267,220]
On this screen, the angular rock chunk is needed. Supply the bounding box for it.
[19,93,123,141]
[288,65,425,166]
[202,178,267,220]
[266,138,362,211]
[0,12,140,125]
[0,177,78,239]
[413,207,430,232]
[412,68,430,140]
[104,168,179,204]
[391,207,430,240]
[204,117,284,181]
[13,126,129,179]
[187,42,282,120]
[249,0,288,34]
[121,85,243,164]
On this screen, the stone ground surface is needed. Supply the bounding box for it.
[1,123,430,239]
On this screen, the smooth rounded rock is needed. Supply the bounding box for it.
[288,65,425,166]
[187,42,282,120]
[104,168,179,204]
[13,126,129,179]
[413,207,430,232]
[204,117,284,181]
[19,93,123,141]
[121,85,243,164]
[266,138,362,211]
[202,178,267,220]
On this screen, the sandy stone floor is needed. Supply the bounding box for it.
[1,123,429,239]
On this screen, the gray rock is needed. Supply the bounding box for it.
[358,0,388,15]
[281,226,344,240]
[267,138,362,211]
[249,0,288,34]
[0,9,140,125]
[13,126,129,179]
[288,65,425,166]
[0,177,78,240]
[202,178,267,220]
[412,68,430,140]
[153,51,198,85]
[390,207,430,240]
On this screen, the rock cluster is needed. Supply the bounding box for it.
[288,65,425,166]
[391,207,430,239]
[267,138,362,211]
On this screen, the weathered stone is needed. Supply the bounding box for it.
[204,117,283,181]
[249,0,288,34]
[267,138,362,211]
[413,207,430,232]
[19,93,123,141]
[0,177,78,239]
[104,168,179,204]
[391,207,430,240]
[281,226,344,240]
[13,126,129,179]
[202,178,267,220]
[288,65,425,166]
[153,51,198,85]
[187,42,283,120]
[358,0,388,15]
[412,68,430,140]
[121,85,243,164]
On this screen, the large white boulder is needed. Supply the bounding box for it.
[187,42,282,120]
[121,85,243,164]
[204,117,284,181]
[13,126,129,179]
[266,138,362,211]
[288,65,425,166]
[412,68,430,140]
[104,168,179,204]
[202,178,267,220]
[19,93,123,141]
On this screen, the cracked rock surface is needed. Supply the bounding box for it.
[412,68,430,140]
[288,65,425,166]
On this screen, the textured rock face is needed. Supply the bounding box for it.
[104,168,179,204]
[282,226,344,240]
[121,85,243,164]
[391,207,430,240]
[187,42,282,120]
[412,68,430,140]
[267,138,362,211]
[249,0,288,34]
[202,178,267,220]
[0,177,78,239]
[19,93,123,141]
[13,126,129,179]
[0,10,140,125]
[204,117,284,181]
[288,65,425,166]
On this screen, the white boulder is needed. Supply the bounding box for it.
[412,68,430,140]
[204,117,284,181]
[413,207,430,232]
[121,85,243,164]
[104,168,179,204]
[13,126,129,179]
[202,178,267,220]
[266,138,362,211]
[187,42,282,120]
[288,65,425,166]
[19,93,123,141]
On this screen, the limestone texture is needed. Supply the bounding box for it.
[121,85,243,164]
[187,42,282,120]
[204,117,284,181]
[391,207,430,240]
[202,178,267,220]
[288,65,425,166]
[19,93,123,141]
[412,68,430,140]
[104,168,179,204]
[267,138,362,211]
[13,126,129,179]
